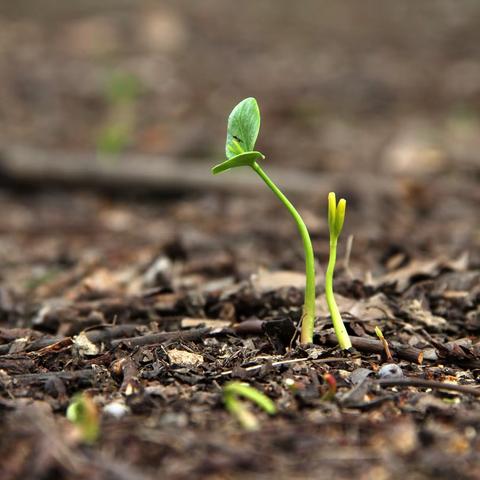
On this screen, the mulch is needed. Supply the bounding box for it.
[0,176,478,480]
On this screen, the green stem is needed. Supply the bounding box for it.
[251,161,315,344]
[325,239,352,350]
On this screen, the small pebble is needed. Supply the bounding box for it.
[103,401,130,418]
[378,363,404,379]
[350,368,374,385]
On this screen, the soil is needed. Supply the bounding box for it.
[0,2,479,480]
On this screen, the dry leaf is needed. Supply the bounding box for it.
[73,332,100,356]
[168,349,203,367]
[316,293,393,322]
[251,269,306,294]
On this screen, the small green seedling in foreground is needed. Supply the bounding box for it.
[326,193,352,350]
[223,381,277,431]
[66,392,100,444]
[212,98,316,344]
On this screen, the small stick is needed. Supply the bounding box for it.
[111,327,212,348]
[325,333,428,364]
[11,369,95,384]
[0,325,142,356]
[377,378,480,397]
[218,356,354,377]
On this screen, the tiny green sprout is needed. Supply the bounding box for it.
[326,192,352,350]
[375,325,393,362]
[212,98,316,344]
[105,71,143,105]
[223,381,276,431]
[374,326,384,340]
[66,392,100,444]
[97,123,131,155]
[97,71,142,156]
[320,372,337,401]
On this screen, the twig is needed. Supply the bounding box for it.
[325,333,429,364]
[11,369,95,384]
[376,378,480,397]
[84,324,140,343]
[218,356,354,377]
[110,327,213,348]
[0,355,36,374]
[326,334,480,369]
[0,324,142,356]
[0,145,396,197]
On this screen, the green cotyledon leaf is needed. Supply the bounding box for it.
[327,192,346,239]
[225,98,261,159]
[212,151,264,175]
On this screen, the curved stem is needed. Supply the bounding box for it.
[251,161,315,344]
[325,239,352,350]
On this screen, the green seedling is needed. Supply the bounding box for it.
[320,372,337,401]
[212,98,316,344]
[326,192,352,350]
[97,71,142,156]
[105,71,142,105]
[66,393,100,444]
[375,326,393,362]
[223,381,276,431]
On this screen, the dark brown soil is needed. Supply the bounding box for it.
[0,2,479,480]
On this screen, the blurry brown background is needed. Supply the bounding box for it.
[0,1,478,286]
[1,0,480,173]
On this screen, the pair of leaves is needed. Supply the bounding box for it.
[328,192,347,239]
[212,97,264,175]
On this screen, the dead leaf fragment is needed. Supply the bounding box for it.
[168,349,203,367]
[73,332,100,356]
[316,293,393,322]
[181,318,231,329]
[371,253,468,292]
[402,299,447,330]
[251,269,306,294]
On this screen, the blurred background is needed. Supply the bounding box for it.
[0,0,478,293]
[1,0,480,170]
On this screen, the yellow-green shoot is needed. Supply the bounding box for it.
[375,325,393,361]
[223,381,277,431]
[212,98,316,344]
[326,192,352,350]
[97,71,142,156]
[66,393,100,444]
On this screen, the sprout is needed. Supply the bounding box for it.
[212,98,316,344]
[97,71,142,156]
[223,381,276,431]
[375,325,393,362]
[325,192,352,350]
[320,373,337,401]
[66,392,100,444]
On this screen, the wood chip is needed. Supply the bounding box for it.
[168,349,203,367]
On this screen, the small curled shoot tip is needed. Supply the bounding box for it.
[320,373,337,401]
[328,192,347,239]
[223,381,276,431]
